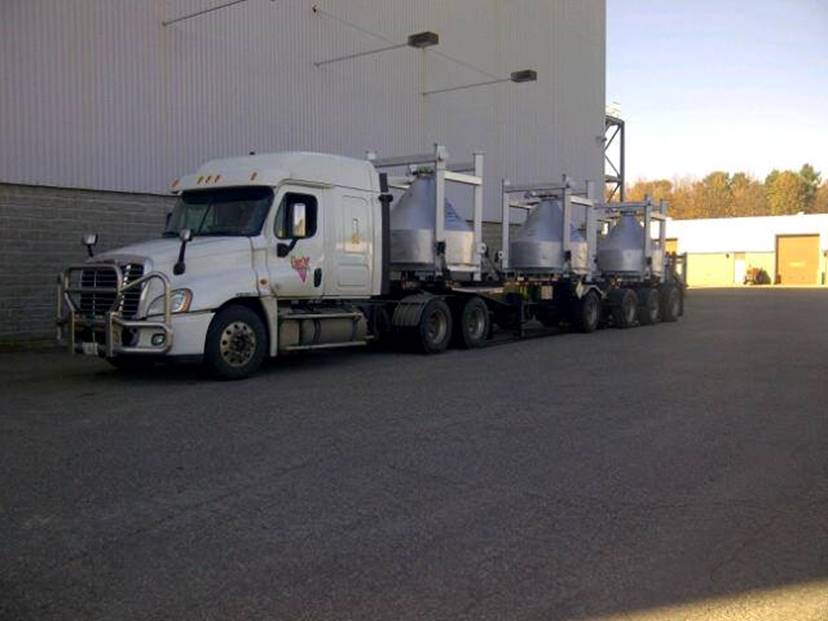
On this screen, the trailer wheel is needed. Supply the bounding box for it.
[661,284,681,322]
[414,298,452,354]
[610,288,638,328]
[453,296,490,349]
[573,290,601,333]
[637,288,660,325]
[203,305,267,380]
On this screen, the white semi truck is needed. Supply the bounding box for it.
[57,145,685,379]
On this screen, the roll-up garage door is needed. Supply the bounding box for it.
[776,235,819,284]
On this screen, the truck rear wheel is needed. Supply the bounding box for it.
[661,284,681,322]
[452,296,490,349]
[637,288,660,325]
[414,298,452,354]
[572,290,600,333]
[203,305,267,380]
[610,288,638,329]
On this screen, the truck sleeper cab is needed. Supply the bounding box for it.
[58,151,387,378]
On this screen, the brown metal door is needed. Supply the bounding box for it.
[776,235,819,284]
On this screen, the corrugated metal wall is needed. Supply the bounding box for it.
[0,0,605,220]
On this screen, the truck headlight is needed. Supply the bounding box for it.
[147,288,192,317]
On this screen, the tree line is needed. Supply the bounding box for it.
[621,164,828,220]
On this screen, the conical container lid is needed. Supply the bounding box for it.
[390,175,472,232]
[514,199,586,243]
[602,213,643,249]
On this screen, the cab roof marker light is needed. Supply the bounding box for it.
[250,172,258,181]
[215,174,222,183]
[205,175,213,183]
[171,178,180,188]
[197,175,205,184]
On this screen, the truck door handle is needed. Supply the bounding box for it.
[314,268,322,287]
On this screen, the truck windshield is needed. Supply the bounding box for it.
[163,187,274,237]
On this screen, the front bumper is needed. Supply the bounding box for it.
[57,264,173,357]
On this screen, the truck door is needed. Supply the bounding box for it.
[267,187,325,299]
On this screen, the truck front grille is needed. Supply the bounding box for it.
[79,263,145,318]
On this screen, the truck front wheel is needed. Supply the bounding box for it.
[203,305,267,380]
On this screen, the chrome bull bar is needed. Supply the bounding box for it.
[56,264,173,357]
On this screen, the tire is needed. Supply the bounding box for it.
[203,305,267,379]
[452,296,490,349]
[661,284,681,323]
[637,288,660,325]
[572,290,600,333]
[414,298,452,354]
[610,288,638,329]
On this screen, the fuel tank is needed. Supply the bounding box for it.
[509,199,589,274]
[389,175,475,272]
[597,213,663,276]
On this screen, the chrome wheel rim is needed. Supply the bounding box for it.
[426,310,448,344]
[220,321,257,367]
[467,306,487,340]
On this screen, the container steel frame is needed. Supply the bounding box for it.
[368,144,484,281]
[595,196,668,282]
[500,175,598,280]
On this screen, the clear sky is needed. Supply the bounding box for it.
[607,0,828,182]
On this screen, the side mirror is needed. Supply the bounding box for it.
[82,232,98,257]
[174,229,193,275]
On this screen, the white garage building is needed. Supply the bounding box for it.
[0,0,606,342]
[666,214,828,286]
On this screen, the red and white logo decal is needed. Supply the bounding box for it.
[290,256,310,283]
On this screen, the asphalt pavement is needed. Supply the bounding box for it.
[1,289,827,620]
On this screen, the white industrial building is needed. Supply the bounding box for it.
[1,0,605,211]
[666,214,828,286]
[0,0,606,341]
